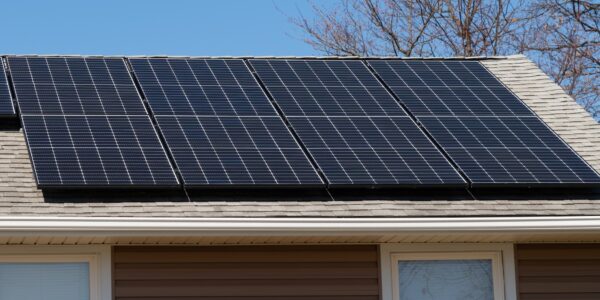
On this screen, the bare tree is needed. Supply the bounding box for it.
[290,0,600,118]
[292,0,532,56]
[524,0,599,117]
[292,0,439,56]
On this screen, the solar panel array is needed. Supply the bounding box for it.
[369,60,600,186]
[129,58,323,187]
[9,57,179,187]
[5,55,600,190]
[250,59,466,186]
[0,59,15,117]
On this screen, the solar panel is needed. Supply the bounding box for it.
[369,60,600,186]
[0,59,15,117]
[250,59,466,187]
[368,60,533,116]
[129,58,323,187]
[9,57,147,115]
[9,56,179,188]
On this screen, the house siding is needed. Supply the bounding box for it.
[113,245,380,300]
[516,244,600,300]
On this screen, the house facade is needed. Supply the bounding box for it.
[0,54,599,300]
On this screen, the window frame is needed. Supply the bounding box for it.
[391,251,504,300]
[0,245,110,300]
[380,243,517,300]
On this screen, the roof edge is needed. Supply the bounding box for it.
[0,215,599,235]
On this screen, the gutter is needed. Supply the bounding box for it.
[0,216,599,236]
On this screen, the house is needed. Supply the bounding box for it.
[0,53,599,300]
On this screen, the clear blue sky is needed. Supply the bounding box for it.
[1,0,331,56]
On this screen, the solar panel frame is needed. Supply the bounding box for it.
[23,114,180,188]
[368,59,600,187]
[286,115,467,187]
[130,58,279,116]
[9,56,180,188]
[9,57,148,116]
[0,57,16,117]
[419,116,600,186]
[249,59,408,117]
[368,60,535,117]
[250,59,467,188]
[129,58,324,188]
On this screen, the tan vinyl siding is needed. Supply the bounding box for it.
[113,245,380,300]
[516,244,600,300]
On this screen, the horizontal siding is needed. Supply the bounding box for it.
[113,245,379,300]
[517,244,600,300]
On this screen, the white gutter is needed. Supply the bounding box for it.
[0,216,600,236]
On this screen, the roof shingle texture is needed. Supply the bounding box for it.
[1,55,599,217]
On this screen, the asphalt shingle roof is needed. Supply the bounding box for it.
[1,54,599,217]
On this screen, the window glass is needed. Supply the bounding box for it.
[0,262,89,300]
[398,259,493,300]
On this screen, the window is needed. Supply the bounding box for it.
[380,244,516,300]
[391,252,504,300]
[0,255,97,300]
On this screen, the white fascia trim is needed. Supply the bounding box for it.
[0,216,600,236]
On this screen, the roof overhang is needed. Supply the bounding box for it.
[1,216,600,244]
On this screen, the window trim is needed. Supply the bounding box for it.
[380,243,517,300]
[391,251,504,300]
[0,245,110,300]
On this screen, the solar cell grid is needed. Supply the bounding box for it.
[9,56,179,188]
[249,59,406,116]
[369,59,600,186]
[368,60,532,116]
[130,58,277,116]
[420,116,600,185]
[9,57,147,115]
[22,114,178,187]
[0,59,15,117]
[156,115,322,186]
[251,59,466,187]
[288,116,463,185]
[130,58,323,187]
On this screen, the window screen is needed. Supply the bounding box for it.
[0,262,89,300]
[397,259,493,300]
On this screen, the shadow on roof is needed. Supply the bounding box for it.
[40,186,600,203]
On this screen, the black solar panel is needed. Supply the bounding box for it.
[250,59,405,116]
[130,58,323,187]
[23,115,177,186]
[9,56,179,188]
[9,57,146,115]
[369,60,600,186]
[0,59,15,117]
[250,59,466,187]
[130,58,277,116]
[156,116,322,186]
[368,60,532,116]
[420,116,600,185]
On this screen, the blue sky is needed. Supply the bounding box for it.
[1,0,330,56]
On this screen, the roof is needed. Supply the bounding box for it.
[1,54,600,218]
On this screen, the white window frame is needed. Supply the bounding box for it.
[380,243,517,300]
[0,245,111,300]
